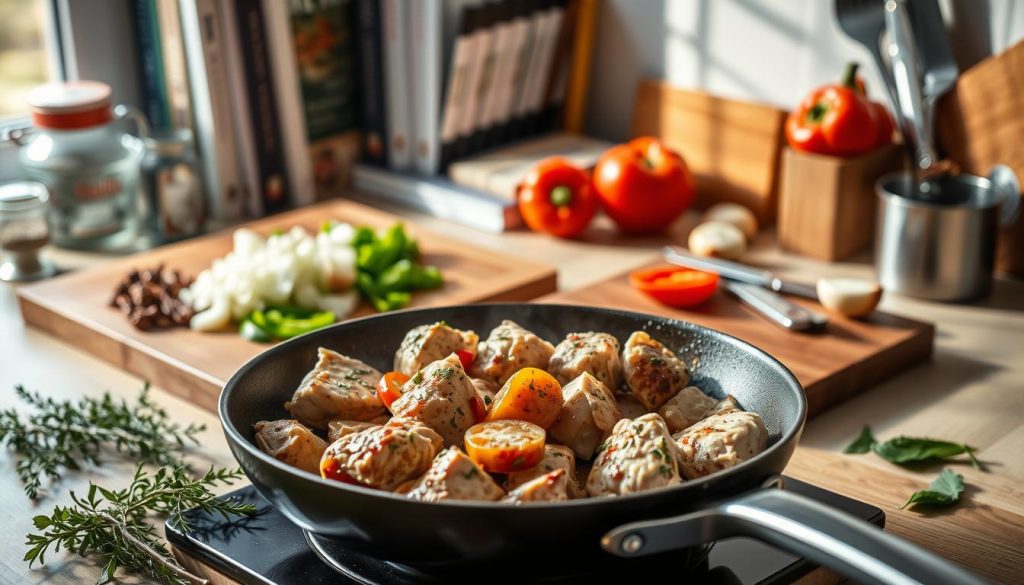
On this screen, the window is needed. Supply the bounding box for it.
[0,0,55,119]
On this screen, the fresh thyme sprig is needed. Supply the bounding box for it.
[0,383,204,498]
[25,465,255,585]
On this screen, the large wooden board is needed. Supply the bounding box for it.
[17,200,556,412]
[542,262,934,417]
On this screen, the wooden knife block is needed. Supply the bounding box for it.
[937,38,1024,277]
[777,144,905,261]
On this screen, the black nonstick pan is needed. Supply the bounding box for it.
[220,304,984,585]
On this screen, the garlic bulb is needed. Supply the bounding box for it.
[688,221,747,260]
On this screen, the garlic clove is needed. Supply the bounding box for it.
[701,203,758,241]
[816,278,883,317]
[688,221,747,260]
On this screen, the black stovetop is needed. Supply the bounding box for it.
[166,477,883,585]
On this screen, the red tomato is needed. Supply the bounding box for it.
[469,395,488,423]
[320,457,358,484]
[377,371,409,410]
[629,266,719,308]
[517,157,599,238]
[455,349,475,371]
[592,137,695,233]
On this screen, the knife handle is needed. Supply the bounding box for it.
[725,281,827,332]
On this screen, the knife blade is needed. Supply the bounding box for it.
[724,281,828,332]
[662,246,820,299]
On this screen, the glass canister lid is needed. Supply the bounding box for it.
[27,81,113,130]
[0,181,49,213]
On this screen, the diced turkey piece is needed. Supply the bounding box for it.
[548,372,622,460]
[622,331,691,411]
[586,413,682,497]
[285,348,385,429]
[471,377,499,411]
[405,447,505,502]
[704,394,740,417]
[470,320,555,385]
[673,410,768,479]
[389,354,478,446]
[320,419,443,490]
[502,469,570,504]
[548,332,624,389]
[394,322,479,376]
[253,419,328,475]
[327,419,384,443]
[658,386,717,433]
[506,444,577,491]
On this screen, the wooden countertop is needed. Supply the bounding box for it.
[2,202,1022,584]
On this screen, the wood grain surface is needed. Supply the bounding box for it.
[15,200,557,412]
[631,79,788,224]
[542,260,934,417]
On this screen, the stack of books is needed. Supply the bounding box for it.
[352,0,600,232]
[132,0,599,233]
[135,0,360,225]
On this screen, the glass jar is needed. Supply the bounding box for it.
[141,129,206,244]
[0,181,55,282]
[17,81,145,251]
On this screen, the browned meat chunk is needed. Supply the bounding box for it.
[253,419,328,475]
[320,419,443,490]
[285,348,385,429]
[471,320,555,385]
[405,447,505,502]
[548,332,623,389]
[548,372,621,460]
[389,354,478,446]
[502,469,570,503]
[673,410,767,479]
[587,413,682,497]
[394,321,478,376]
[622,331,691,411]
[658,386,717,433]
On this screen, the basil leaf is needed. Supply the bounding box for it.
[844,425,877,454]
[900,469,964,509]
[872,436,980,469]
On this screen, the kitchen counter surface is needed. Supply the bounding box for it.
[2,202,1022,584]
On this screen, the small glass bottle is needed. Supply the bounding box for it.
[17,81,145,251]
[141,129,206,244]
[0,181,55,282]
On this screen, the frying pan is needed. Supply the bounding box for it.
[221,304,984,585]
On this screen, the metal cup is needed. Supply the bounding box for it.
[875,169,1020,301]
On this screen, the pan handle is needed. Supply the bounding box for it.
[602,488,987,585]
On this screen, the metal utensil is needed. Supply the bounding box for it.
[884,0,939,173]
[724,281,828,332]
[662,247,819,299]
[835,0,900,112]
[907,0,958,130]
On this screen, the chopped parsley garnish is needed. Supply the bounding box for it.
[513,456,525,467]
[463,467,479,479]
[658,464,673,476]
[411,371,424,384]
[483,395,492,406]
[650,356,665,366]
[434,367,455,379]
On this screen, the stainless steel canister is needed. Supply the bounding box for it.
[875,171,1020,301]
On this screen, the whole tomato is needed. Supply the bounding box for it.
[592,137,695,234]
[517,157,598,239]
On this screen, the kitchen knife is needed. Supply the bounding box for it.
[662,246,820,299]
[724,281,828,332]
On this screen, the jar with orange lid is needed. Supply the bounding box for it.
[16,81,147,250]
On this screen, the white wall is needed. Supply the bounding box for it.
[585,0,1024,141]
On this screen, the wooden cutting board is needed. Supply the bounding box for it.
[17,200,556,412]
[542,262,934,417]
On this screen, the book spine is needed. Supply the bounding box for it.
[261,0,315,207]
[541,0,573,131]
[382,0,412,170]
[290,0,360,200]
[453,7,495,160]
[131,0,171,132]
[217,0,261,218]
[490,1,530,144]
[156,0,193,131]
[519,1,562,135]
[409,0,442,175]
[438,7,479,170]
[355,0,388,166]
[234,0,290,214]
[563,0,597,132]
[179,0,246,222]
[477,3,517,149]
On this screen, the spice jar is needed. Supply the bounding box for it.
[17,81,145,251]
[141,129,205,244]
[0,181,55,282]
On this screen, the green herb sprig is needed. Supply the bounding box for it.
[0,384,204,498]
[26,465,254,585]
[842,425,981,470]
[901,468,964,510]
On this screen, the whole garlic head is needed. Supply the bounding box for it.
[688,221,747,260]
[701,203,758,241]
